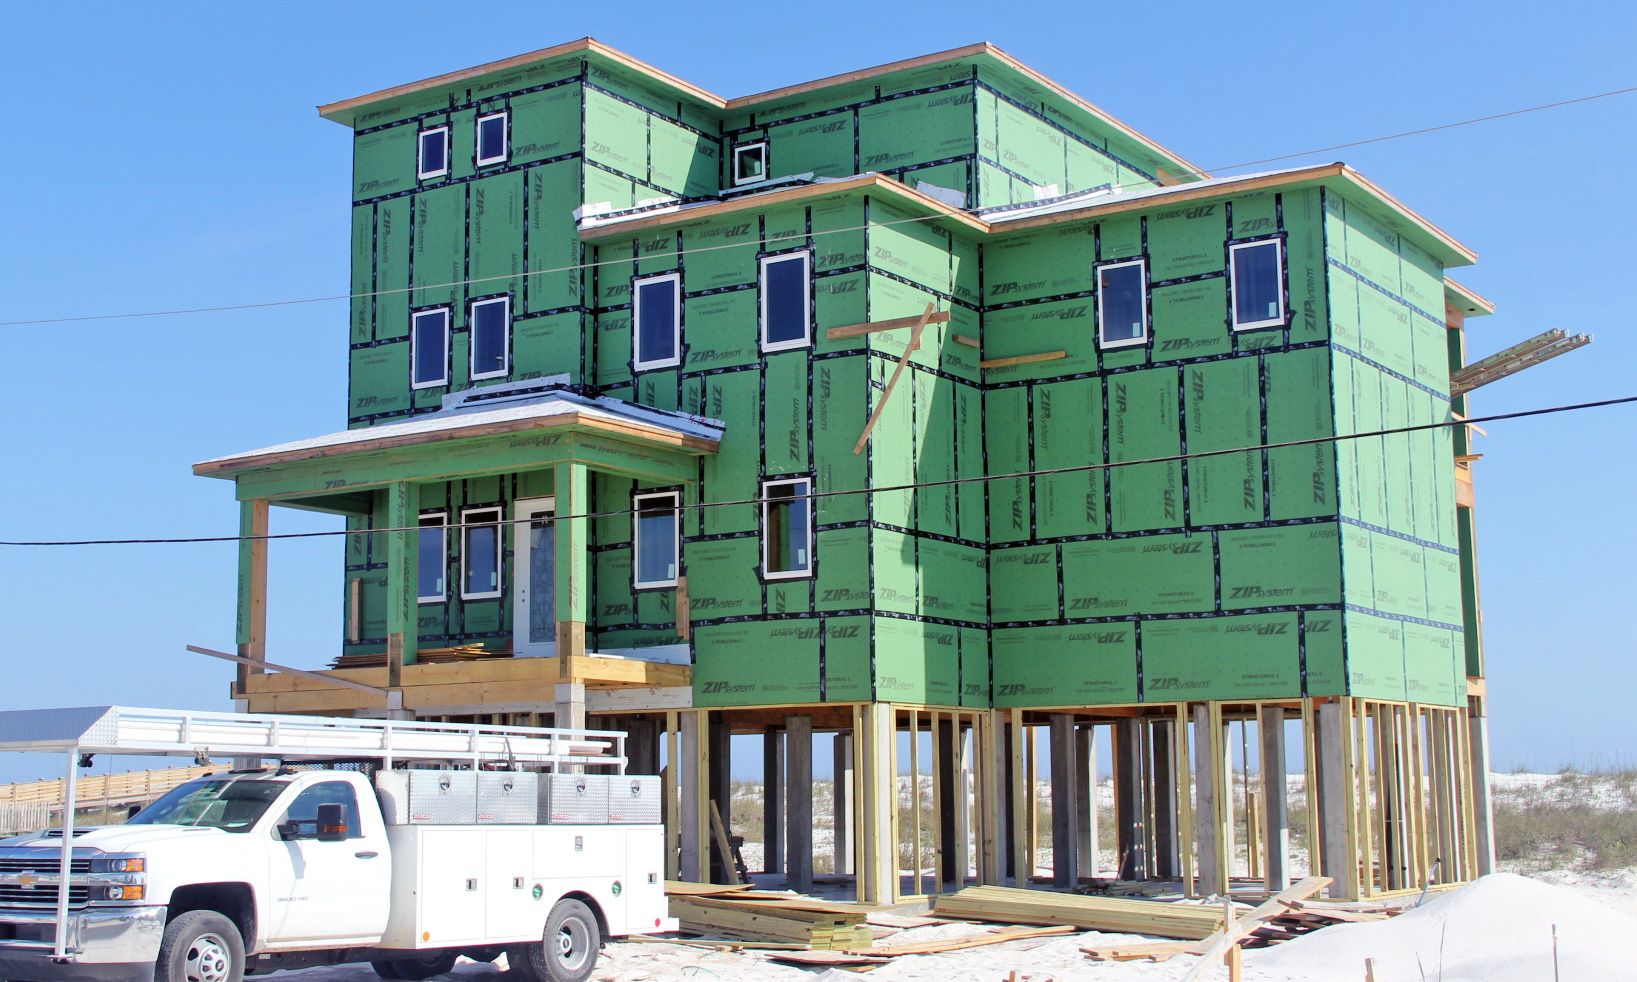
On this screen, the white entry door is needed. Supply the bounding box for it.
[513,497,557,658]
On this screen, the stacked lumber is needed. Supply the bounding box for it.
[668,892,872,950]
[935,885,1228,940]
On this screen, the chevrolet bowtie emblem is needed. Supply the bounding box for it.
[17,874,39,889]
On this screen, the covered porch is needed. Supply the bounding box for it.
[193,384,723,725]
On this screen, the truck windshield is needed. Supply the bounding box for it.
[127,777,288,833]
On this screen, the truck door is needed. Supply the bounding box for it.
[266,779,391,943]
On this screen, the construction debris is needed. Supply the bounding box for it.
[935,885,1230,940]
[668,891,873,949]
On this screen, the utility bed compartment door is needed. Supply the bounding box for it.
[484,829,539,940]
[416,829,486,946]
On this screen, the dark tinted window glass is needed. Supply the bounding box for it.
[764,257,808,347]
[765,481,810,574]
[1099,264,1145,344]
[412,311,446,385]
[1233,242,1283,326]
[464,512,500,595]
[478,115,506,163]
[635,496,678,585]
[418,517,444,600]
[420,130,447,175]
[636,278,678,365]
[472,301,508,376]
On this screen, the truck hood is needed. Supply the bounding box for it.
[1,825,228,852]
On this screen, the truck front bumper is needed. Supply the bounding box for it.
[0,906,165,982]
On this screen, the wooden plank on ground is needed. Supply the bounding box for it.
[934,885,1228,940]
[1180,875,1331,980]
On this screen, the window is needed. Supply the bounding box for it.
[469,297,510,380]
[733,142,767,185]
[476,111,508,167]
[1096,258,1148,349]
[1229,239,1286,331]
[279,782,363,840]
[762,479,812,579]
[461,507,502,599]
[417,126,449,180]
[411,309,449,388]
[633,492,680,589]
[633,273,681,370]
[418,513,446,603]
[760,252,811,352]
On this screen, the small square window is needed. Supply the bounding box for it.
[1096,259,1148,349]
[733,142,767,186]
[633,492,680,589]
[470,297,510,380]
[460,507,502,600]
[1229,239,1286,331]
[476,111,508,167]
[762,479,813,580]
[418,126,449,180]
[418,513,446,603]
[633,273,681,370]
[411,309,449,389]
[760,253,811,352]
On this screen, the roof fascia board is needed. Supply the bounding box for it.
[194,411,718,480]
[318,38,727,126]
[577,175,989,243]
[993,164,1344,234]
[1445,277,1496,317]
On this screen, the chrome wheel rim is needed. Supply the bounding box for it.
[185,932,232,982]
[553,916,590,971]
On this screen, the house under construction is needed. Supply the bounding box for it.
[193,38,1576,904]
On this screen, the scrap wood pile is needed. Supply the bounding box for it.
[666,882,872,950]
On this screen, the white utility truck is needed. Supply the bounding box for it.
[0,706,674,982]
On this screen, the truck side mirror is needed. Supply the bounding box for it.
[315,803,350,842]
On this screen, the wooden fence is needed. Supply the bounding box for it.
[0,765,216,810]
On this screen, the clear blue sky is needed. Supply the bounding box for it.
[1,1,1632,782]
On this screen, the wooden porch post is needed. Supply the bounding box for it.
[384,481,418,690]
[234,498,269,694]
[554,461,588,679]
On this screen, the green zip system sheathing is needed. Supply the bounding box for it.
[325,45,1472,713]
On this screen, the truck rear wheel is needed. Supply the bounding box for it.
[369,950,460,980]
[518,899,599,982]
[155,910,244,982]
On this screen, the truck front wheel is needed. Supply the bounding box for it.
[517,899,599,982]
[155,910,245,982]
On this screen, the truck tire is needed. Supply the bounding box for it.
[155,910,245,982]
[520,899,600,982]
[369,950,460,980]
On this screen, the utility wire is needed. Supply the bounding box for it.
[3,82,1634,329]
[2,394,1629,547]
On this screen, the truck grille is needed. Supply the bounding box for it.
[0,885,89,906]
[0,859,91,874]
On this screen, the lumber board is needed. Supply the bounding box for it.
[952,333,980,348]
[853,304,935,454]
[827,310,950,340]
[1181,876,1330,977]
[856,925,1073,956]
[979,350,1067,370]
[708,802,742,886]
[665,881,750,896]
[934,885,1226,940]
[1083,941,1194,962]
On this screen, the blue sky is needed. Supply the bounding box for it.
[1,1,1633,782]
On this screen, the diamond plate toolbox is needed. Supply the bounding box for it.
[605,775,661,824]
[538,773,609,824]
[375,770,478,825]
[476,771,540,824]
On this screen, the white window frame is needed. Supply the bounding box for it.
[1095,257,1149,350]
[410,308,450,389]
[459,507,504,601]
[417,512,447,604]
[417,125,450,180]
[732,141,768,186]
[468,296,511,381]
[632,491,681,589]
[475,111,509,167]
[1228,238,1287,331]
[761,478,814,581]
[759,252,812,354]
[632,272,683,370]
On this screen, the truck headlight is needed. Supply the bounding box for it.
[94,884,146,902]
[91,858,145,874]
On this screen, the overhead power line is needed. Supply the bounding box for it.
[1,394,1630,548]
[3,82,1634,329]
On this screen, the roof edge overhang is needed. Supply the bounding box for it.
[580,165,1476,269]
[1445,277,1496,318]
[193,409,719,482]
[317,37,728,126]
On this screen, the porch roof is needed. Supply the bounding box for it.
[193,386,724,503]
